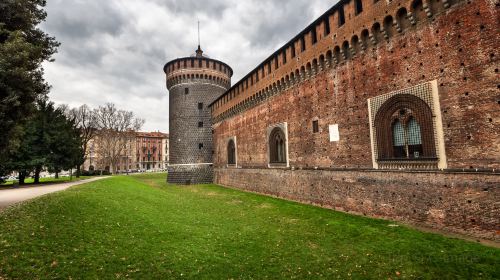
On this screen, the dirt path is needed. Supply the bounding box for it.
[0,177,109,210]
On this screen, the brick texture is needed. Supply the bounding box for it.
[215,168,500,241]
[166,54,232,184]
[209,0,499,239]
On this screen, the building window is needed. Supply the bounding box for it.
[312,120,319,133]
[198,102,203,110]
[291,44,296,58]
[301,37,306,52]
[269,127,286,164]
[282,50,287,64]
[355,0,363,15]
[199,143,203,149]
[374,95,436,162]
[227,139,236,165]
[185,88,189,95]
[311,28,317,45]
[198,121,203,128]
[391,113,423,158]
[338,6,345,26]
[324,17,331,36]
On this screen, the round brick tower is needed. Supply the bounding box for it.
[164,46,232,184]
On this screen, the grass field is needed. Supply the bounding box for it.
[0,173,498,279]
[0,175,91,187]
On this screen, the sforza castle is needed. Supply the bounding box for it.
[164,0,499,241]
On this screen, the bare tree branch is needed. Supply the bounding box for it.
[93,103,144,173]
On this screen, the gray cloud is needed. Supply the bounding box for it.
[41,0,339,132]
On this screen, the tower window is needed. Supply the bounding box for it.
[311,28,317,45]
[301,37,306,52]
[312,120,319,133]
[291,44,296,58]
[275,57,279,69]
[198,121,203,128]
[185,88,189,95]
[199,143,204,149]
[198,102,203,110]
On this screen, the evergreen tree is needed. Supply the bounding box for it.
[0,0,59,176]
[9,100,82,184]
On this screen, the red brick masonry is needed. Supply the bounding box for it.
[210,0,499,241]
[215,168,499,241]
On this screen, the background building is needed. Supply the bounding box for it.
[83,131,169,173]
[135,132,169,171]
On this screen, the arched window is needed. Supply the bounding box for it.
[269,127,286,163]
[390,113,424,158]
[227,139,236,165]
[392,119,405,157]
[374,94,436,161]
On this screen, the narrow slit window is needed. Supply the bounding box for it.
[355,0,363,15]
[324,17,331,36]
[312,120,319,133]
[338,6,345,26]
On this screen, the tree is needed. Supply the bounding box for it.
[64,104,97,177]
[0,0,59,176]
[8,99,82,184]
[93,103,144,174]
[44,104,82,181]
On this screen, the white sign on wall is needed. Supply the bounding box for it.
[329,124,340,142]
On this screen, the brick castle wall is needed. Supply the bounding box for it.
[215,168,499,241]
[210,0,499,239]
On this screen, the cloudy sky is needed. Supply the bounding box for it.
[41,0,339,132]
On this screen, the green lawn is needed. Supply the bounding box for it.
[0,175,91,187]
[0,173,498,279]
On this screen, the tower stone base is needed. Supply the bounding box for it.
[167,165,213,185]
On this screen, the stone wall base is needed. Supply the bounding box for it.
[168,165,213,185]
[214,168,499,242]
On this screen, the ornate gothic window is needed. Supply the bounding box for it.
[269,127,286,164]
[373,93,439,168]
[391,112,423,158]
[227,139,236,165]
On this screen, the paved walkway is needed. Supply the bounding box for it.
[0,177,109,210]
